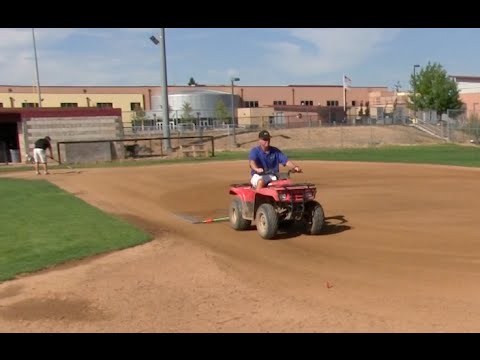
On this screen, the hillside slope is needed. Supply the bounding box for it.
[211,125,444,152]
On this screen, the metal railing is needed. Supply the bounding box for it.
[56,135,215,164]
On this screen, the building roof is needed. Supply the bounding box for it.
[0,107,121,121]
[450,75,480,82]
[168,89,230,96]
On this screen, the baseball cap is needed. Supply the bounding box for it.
[258,130,271,140]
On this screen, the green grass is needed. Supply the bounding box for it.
[0,178,152,282]
[2,144,480,173]
[286,144,480,167]
[213,144,480,167]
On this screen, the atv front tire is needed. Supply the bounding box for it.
[229,198,251,230]
[305,201,324,235]
[255,203,278,239]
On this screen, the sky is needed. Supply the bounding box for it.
[1,28,479,91]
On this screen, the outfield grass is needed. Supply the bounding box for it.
[0,178,152,282]
[213,144,480,167]
[286,144,480,167]
[2,144,480,173]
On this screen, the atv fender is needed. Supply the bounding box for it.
[230,186,255,220]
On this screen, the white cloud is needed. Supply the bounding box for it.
[0,28,402,86]
[0,28,160,85]
[262,28,401,77]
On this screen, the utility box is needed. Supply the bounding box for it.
[9,149,20,163]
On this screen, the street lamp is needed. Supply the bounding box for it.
[413,64,420,121]
[32,28,42,108]
[231,77,240,147]
[196,112,201,136]
[150,29,172,152]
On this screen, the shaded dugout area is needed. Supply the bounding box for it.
[0,113,21,163]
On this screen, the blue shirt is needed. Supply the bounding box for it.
[249,145,288,176]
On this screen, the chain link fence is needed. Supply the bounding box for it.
[446,109,480,144]
[122,108,480,147]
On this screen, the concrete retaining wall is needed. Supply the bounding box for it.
[23,116,124,164]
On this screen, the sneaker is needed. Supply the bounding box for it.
[36,172,40,175]
[44,172,50,175]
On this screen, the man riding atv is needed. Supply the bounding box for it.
[249,130,302,190]
[228,130,323,239]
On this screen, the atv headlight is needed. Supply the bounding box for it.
[304,191,314,200]
[278,192,287,201]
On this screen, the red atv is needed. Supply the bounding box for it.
[228,170,324,239]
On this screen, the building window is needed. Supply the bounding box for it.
[326,100,339,106]
[60,103,78,107]
[22,102,38,108]
[96,102,113,108]
[300,100,313,106]
[0,103,3,108]
[130,102,142,111]
[244,101,258,108]
[273,100,286,105]
[351,101,356,106]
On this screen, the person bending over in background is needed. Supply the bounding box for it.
[33,136,53,175]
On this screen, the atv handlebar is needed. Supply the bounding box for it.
[260,168,302,179]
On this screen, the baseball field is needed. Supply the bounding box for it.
[1,127,480,332]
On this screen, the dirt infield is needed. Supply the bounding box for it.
[1,157,480,333]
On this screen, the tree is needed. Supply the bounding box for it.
[180,102,194,123]
[409,62,463,116]
[215,100,230,124]
[131,108,146,127]
[188,77,197,86]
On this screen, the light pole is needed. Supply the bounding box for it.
[150,29,172,152]
[32,28,42,108]
[231,77,240,147]
[413,64,420,121]
[196,112,201,136]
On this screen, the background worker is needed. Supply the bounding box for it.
[33,136,53,175]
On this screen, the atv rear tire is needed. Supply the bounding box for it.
[255,203,278,239]
[229,198,251,230]
[305,201,324,235]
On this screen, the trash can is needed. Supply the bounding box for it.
[9,149,20,163]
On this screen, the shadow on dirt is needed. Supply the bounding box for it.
[252,214,351,240]
[321,215,351,235]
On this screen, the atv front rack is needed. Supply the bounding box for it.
[230,183,252,188]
